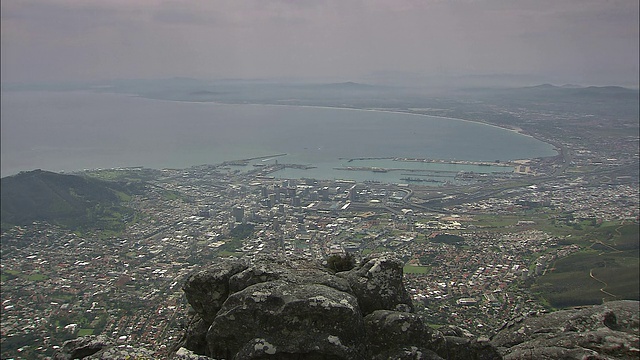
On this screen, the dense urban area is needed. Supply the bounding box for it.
[1,86,639,359]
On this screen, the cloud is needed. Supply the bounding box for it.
[1,0,638,85]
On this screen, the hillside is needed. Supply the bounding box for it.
[1,169,135,231]
[52,255,640,359]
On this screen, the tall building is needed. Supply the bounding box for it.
[348,185,357,202]
[232,206,244,223]
[320,187,329,200]
[274,185,281,202]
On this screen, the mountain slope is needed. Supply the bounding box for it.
[1,169,134,230]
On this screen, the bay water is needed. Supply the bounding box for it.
[1,91,557,181]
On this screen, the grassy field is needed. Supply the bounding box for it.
[403,265,431,274]
[532,223,639,309]
[1,269,50,282]
[218,250,242,257]
[27,274,48,281]
[77,329,94,336]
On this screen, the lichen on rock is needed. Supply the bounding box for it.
[492,300,640,360]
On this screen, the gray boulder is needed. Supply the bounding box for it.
[228,256,352,294]
[337,255,414,315]
[181,256,359,358]
[83,345,155,359]
[493,300,640,359]
[182,313,211,356]
[207,280,366,359]
[182,257,249,323]
[52,335,154,360]
[52,335,112,360]
[364,310,445,359]
[437,336,502,360]
[180,254,507,359]
[174,347,217,360]
[363,310,501,360]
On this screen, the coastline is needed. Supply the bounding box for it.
[1,90,559,177]
[120,91,556,156]
[30,88,548,149]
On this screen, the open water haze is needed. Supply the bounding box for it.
[1,91,557,179]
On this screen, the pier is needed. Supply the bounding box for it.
[222,153,288,166]
[344,156,514,167]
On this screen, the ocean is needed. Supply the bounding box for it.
[1,91,557,181]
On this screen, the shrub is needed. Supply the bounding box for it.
[326,253,356,272]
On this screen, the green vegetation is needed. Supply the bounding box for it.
[532,224,639,308]
[77,328,94,336]
[403,265,431,274]
[27,273,48,281]
[1,333,42,356]
[1,269,20,282]
[1,270,49,282]
[161,190,182,201]
[114,190,132,202]
[82,168,163,183]
[326,253,356,272]
[218,238,244,255]
[229,224,255,240]
[218,250,242,257]
[0,169,138,234]
[431,233,465,245]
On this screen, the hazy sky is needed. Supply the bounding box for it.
[1,0,638,86]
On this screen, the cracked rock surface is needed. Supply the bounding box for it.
[492,300,640,360]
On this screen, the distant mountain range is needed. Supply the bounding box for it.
[1,170,135,231]
[311,81,379,89]
[460,83,639,103]
[523,83,638,94]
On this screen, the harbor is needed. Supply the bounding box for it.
[345,156,515,167]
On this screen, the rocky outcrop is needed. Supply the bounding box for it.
[53,255,639,360]
[492,300,640,359]
[179,254,499,359]
[52,335,111,360]
[207,281,365,359]
[182,257,250,323]
[52,335,154,360]
[174,346,215,360]
[364,310,445,359]
[337,256,414,315]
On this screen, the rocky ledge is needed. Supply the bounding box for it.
[493,299,639,359]
[176,254,500,359]
[54,255,639,359]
